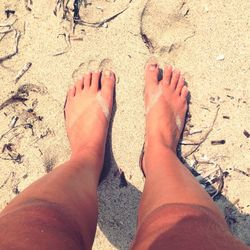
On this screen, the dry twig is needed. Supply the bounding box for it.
[0,27,14,42]
[0,17,17,27]
[0,172,14,189]
[55,0,129,26]
[52,32,71,56]
[25,0,33,11]
[212,166,224,200]
[183,107,220,158]
[0,30,21,63]
[1,153,23,164]
[192,154,214,165]
[0,26,14,34]
[0,96,27,112]
[14,62,32,83]
[0,124,27,141]
[140,5,154,53]
[54,0,70,18]
[211,140,226,145]
[0,87,28,112]
[233,168,250,177]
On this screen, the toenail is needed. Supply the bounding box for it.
[104,70,112,77]
[149,64,157,70]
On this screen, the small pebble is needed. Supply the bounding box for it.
[243,130,250,138]
[102,23,108,28]
[203,5,209,13]
[216,54,225,61]
[181,4,189,16]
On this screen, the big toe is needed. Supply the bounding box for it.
[100,70,115,101]
[145,63,159,88]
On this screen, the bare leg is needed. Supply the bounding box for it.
[0,70,115,250]
[137,64,223,225]
[134,65,241,249]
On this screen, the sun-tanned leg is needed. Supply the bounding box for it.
[132,64,248,250]
[137,64,224,224]
[0,70,115,250]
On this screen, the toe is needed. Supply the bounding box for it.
[75,77,83,93]
[176,75,185,95]
[181,85,189,101]
[145,64,159,86]
[162,65,172,84]
[101,70,115,101]
[170,69,180,90]
[91,71,101,91]
[83,72,91,89]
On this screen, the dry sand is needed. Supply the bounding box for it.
[0,0,249,249]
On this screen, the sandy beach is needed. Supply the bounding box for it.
[0,0,249,249]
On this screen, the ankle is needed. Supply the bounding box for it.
[146,140,177,155]
[143,143,177,176]
[70,148,104,170]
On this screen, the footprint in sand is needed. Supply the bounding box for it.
[141,0,195,58]
[98,58,115,72]
[72,60,98,81]
[72,59,115,82]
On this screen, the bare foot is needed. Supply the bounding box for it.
[64,70,115,168]
[143,64,189,174]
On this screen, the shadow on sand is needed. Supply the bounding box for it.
[97,86,250,250]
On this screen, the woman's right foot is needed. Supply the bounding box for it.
[64,70,115,169]
[143,64,189,175]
